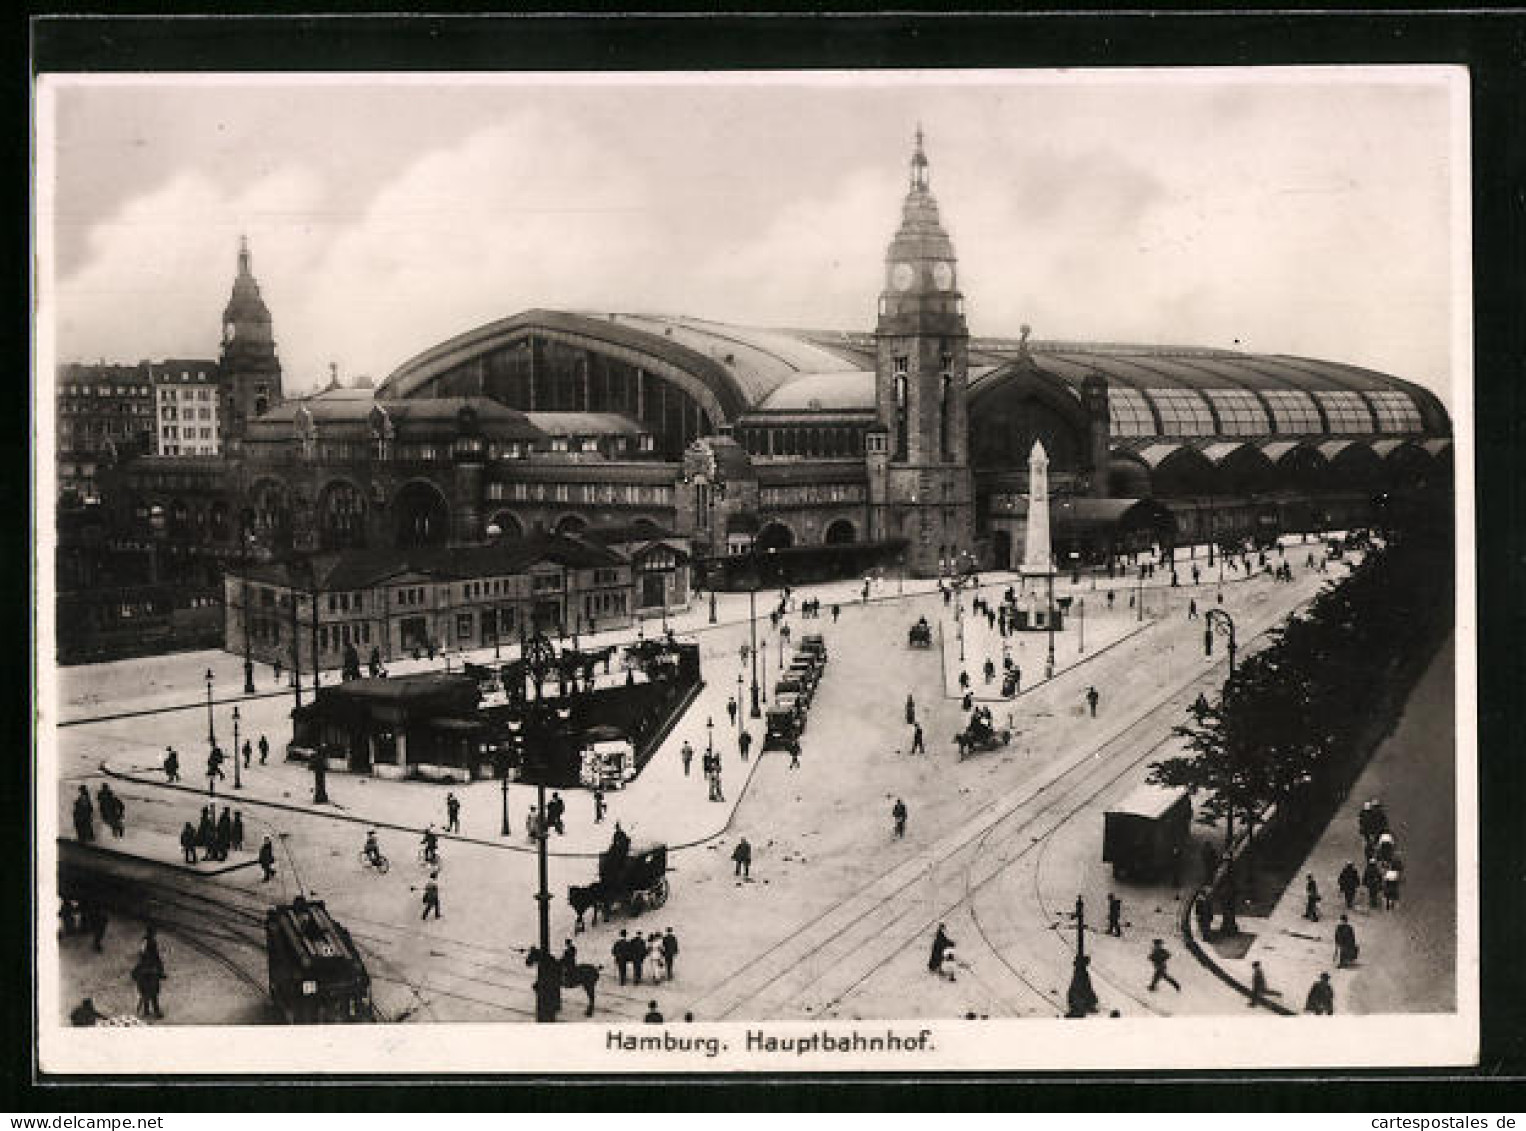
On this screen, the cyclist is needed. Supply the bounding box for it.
[363,829,383,867]
[421,825,439,866]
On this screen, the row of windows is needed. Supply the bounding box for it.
[59,384,152,398]
[759,483,866,507]
[736,424,869,459]
[160,444,218,456]
[159,387,214,401]
[583,590,628,618]
[1105,387,1421,436]
[161,426,216,440]
[319,621,373,651]
[160,406,214,422]
[486,480,676,506]
[57,402,154,416]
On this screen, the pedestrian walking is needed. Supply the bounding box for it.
[257,836,276,882]
[1086,686,1100,718]
[910,723,925,754]
[258,735,269,765]
[661,928,679,981]
[681,741,694,776]
[732,837,752,878]
[928,923,955,974]
[420,872,442,920]
[727,696,738,726]
[242,740,252,769]
[231,811,244,853]
[1247,961,1282,1008]
[548,792,566,835]
[1147,939,1181,992]
[131,955,164,1020]
[1303,873,1322,921]
[1338,861,1361,909]
[892,798,907,838]
[197,806,215,850]
[164,747,180,782]
[643,1001,664,1024]
[216,807,233,861]
[1376,830,1397,864]
[1106,893,1123,937]
[738,729,752,762]
[1363,857,1384,909]
[526,805,540,842]
[445,792,461,833]
[832,604,840,623]
[1187,598,1198,620]
[1333,914,1359,968]
[84,901,109,952]
[959,670,970,691]
[593,789,607,824]
[787,740,801,769]
[180,821,198,864]
[905,695,916,725]
[630,931,649,984]
[613,930,631,984]
[1383,863,1402,910]
[1304,972,1335,1015]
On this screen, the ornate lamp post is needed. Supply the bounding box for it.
[1065,894,1099,1017]
[204,667,216,750]
[231,705,242,790]
[748,542,761,719]
[513,653,569,1022]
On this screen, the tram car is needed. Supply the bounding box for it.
[1103,783,1194,881]
[775,673,813,706]
[265,897,374,1023]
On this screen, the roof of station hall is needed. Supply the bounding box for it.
[379,309,1451,437]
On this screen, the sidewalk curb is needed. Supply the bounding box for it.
[57,835,260,879]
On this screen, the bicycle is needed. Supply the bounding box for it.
[358,849,390,875]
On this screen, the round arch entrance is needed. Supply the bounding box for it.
[554,514,588,536]
[823,519,857,545]
[486,510,525,541]
[394,481,450,548]
[757,522,794,552]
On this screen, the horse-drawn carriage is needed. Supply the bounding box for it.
[955,707,1013,758]
[567,832,670,931]
[908,618,933,648]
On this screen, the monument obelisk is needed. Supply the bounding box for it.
[1021,440,1055,576]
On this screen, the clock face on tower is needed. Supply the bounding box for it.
[932,261,954,291]
[891,262,915,291]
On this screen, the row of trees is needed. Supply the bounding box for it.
[1150,503,1453,920]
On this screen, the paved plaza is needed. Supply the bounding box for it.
[48,539,1456,1027]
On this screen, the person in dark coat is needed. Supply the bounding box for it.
[661,928,679,981]
[70,997,107,1027]
[180,822,198,864]
[892,799,908,838]
[258,735,269,765]
[257,837,276,882]
[1333,915,1359,968]
[241,740,253,769]
[445,792,461,833]
[738,730,753,762]
[643,1001,664,1024]
[612,930,631,985]
[131,958,163,1019]
[84,902,109,953]
[732,838,752,878]
[420,872,442,920]
[216,807,233,861]
[197,806,215,849]
[231,811,244,852]
[163,747,180,782]
[1337,861,1361,909]
[593,789,607,824]
[910,723,925,755]
[140,926,165,978]
[1363,858,1384,909]
[905,695,917,726]
[559,938,578,979]
[928,924,955,974]
[547,793,566,835]
[1106,893,1123,937]
[1148,939,1181,991]
[1086,686,1100,718]
[1304,972,1335,1015]
[1194,890,1214,940]
[1247,960,1281,1008]
[1303,874,1322,921]
[630,931,649,985]
[72,786,94,843]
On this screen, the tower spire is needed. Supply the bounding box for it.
[910,124,930,193]
[238,234,251,277]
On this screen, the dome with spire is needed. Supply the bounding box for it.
[222,235,273,333]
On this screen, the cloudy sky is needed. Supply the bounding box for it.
[38,70,1464,403]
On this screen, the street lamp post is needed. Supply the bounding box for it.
[1045,571,1056,679]
[204,668,216,750]
[1204,607,1240,936]
[535,779,557,1021]
[736,673,744,727]
[1077,598,1086,654]
[232,705,242,790]
[748,556,761,719]
[1065,894,1099,1017]
[706,715,714,758]
[709,590,717,625]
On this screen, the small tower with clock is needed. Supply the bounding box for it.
[867,128,973,577]
[218,235,284,452]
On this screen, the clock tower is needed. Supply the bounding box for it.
[867,128,973,577]
[218,235,284,451]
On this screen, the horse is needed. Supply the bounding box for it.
[567,882,609,933]
[525,947,600,1017]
